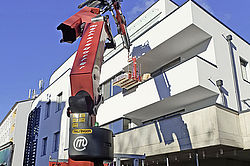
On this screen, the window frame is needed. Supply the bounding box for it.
[52,131,60,153]
[41,137,48,156]
[102,81,111,100]
[240,57,249,82]
[56,92,63,112]
[44,100,51,119]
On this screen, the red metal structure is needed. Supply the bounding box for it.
[54,0,130,166]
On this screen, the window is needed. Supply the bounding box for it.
[57,92,63,112]
[240,57,249,81]
[44,100,50,119]
[101,78,123,100]
[105,118,131,134]
[52,132,60,152]
[102,81,111,100]
[112,79,122,96]
[41,137,47,156]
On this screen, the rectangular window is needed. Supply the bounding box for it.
[102,81,111,100]
[123,118,131,130]
[57,92,63,112]
[240,57,249,81]
[41,137,47,156]
[52,132,60,152]
[44,100,51,119]
[106,118,131,134]
[112,78,122,96]
[101,78,123,101]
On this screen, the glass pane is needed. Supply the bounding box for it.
[109,119,123,134]
[103,81,111,100]
[240,58,248,81]
[123,119,131,130]
[45,102,50,119]
[53,132,60,152]
[57,93,62,112]
[42,137,47,156]
[113,85,122,96]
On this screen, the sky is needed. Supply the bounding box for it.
[0,0,249,122]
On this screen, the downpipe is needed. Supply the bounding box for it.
[226,35,242,112]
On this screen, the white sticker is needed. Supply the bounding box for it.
[73,136,88,151]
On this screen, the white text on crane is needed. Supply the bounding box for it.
[79,24,98,70]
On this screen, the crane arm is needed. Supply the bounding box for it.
[56,1,130,165]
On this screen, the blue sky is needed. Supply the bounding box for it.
[0,0,249,122]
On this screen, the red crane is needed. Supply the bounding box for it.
[51,0,130,166]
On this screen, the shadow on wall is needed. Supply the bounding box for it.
[23,101,66,166]
[220,86,229,107]
[130,40,151,58]
[122,41,152,96]
[129,40,172,100]
[208,79,229,107]
[155,114,192,151]
[230,40,242,111]
[154,72,171,100]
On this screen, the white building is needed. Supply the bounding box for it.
[96,0,250,165]
[21,0,250,165]
[0,99,33,166]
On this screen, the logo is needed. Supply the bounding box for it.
[73,136,88,151]
[72,129,92,134]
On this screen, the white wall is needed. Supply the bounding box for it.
[0,111,12,145]
[12,100,33,166]
[98,0,250,128]
[190,1,250,111]
[31,68,71,165]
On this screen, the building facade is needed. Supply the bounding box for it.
[7,0,250,165]
[0,99,33,166]
[23,62,73,166]
[96,0,250,165]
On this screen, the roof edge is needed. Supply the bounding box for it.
[190,0,249,45]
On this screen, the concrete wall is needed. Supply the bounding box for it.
[239,111,250,150]
[114,106,243,155]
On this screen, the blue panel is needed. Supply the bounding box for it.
[131,41,151,58]
[109,80,112,97]
[108,119,123,134]
[158,115,192,151]
[34,101,65,166]
[113,86,122,96]
[153,73,171,100]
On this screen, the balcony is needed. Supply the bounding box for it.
[100,2,213,84]
[97,56,219,125]
[113,105,244,158]
[124,24,212,75]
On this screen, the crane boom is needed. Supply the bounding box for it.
[55,1,130,166]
